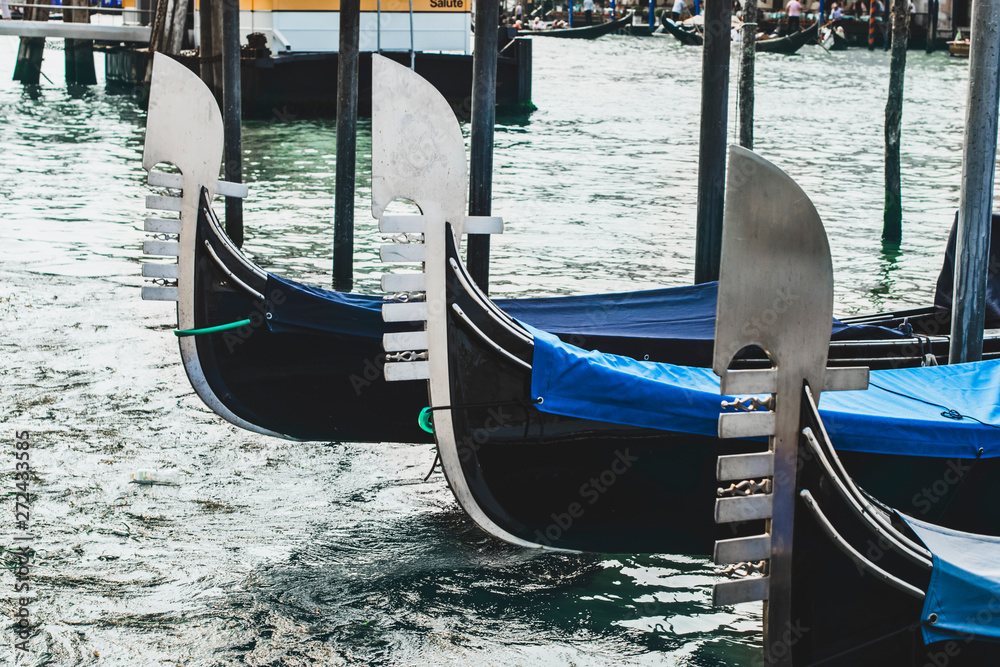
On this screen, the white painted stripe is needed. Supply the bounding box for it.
[713,577,769,606]
[146,194,182,212]
[464,216,504,234]
[715,495,773,523]
[141,263,178,279]
[717,451,774,481]
[380,214,425,233]
[217,180,249,199]
[144,217,181,234]
[721,368,776,395]
[143,240,180,257]
[714,534,771,564]
[380,244,425,263]
[383,331,428,352]
[382,302,428,322]
[718,412,776,440]
[381,272,426,292]
[824,366,869,392]
[141,286,179,302]
[147,171,183,189]
[384,361,430,382]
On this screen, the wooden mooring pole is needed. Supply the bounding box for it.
[334,0,361,292]
[925,0,938,53]
[949,0,1000,364]
[223,0,244,247]
[882,0,907,246]
[467,0,499,294]
[64,0,97,86]
[200,0,223,101]
[13,0,51,85]
[694,0,731,284]
[737,0,757,150]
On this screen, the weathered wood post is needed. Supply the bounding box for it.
[13,0,51,85]
[145,0,191,83]
[223,0,244,247]
[468,0,500,294]
[200,0,224,100]
[334,0,361,292]
[64,0,97,86]
[694,0,731,284]
[882,0,908,245]
[737,0,757,150]
[925,0,937,53]
[949,0,1000,364]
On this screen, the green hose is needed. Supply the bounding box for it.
[174,319,253,337]
[418,407,435,434]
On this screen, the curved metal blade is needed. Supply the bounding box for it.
[371,54,468,238]
[712,145,833,398]
[142,54,224,194]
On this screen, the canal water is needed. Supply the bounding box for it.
[0,33,977,665]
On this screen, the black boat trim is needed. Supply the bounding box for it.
[200,190,267,282]
[451,303,532,371]
[447,257,532,343]
[202,238,266,301]
[801,395,934,561]
[801,427,933,568]
[799,488,927,600]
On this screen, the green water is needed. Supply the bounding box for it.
[0,33,979,665]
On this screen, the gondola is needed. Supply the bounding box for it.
[142,55,1000,449]
[519,11,635,38]
[395,134,1000,554]
[821,24,850,51]
[709,195,1000,666]
[755,21,819,54]
[660,14,704,45]
[662,14,819,53]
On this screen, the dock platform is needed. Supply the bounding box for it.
[0,21,150,43]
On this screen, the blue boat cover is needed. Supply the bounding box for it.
[526,325,1000,458]
[264,274,904,342]
[901,514,1000,645]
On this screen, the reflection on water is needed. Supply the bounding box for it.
[0,32,983,665]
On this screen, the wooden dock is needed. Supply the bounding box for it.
[0,20,150,43]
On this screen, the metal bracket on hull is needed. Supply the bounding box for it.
[371,55,505,386]
[710,147,868,666]
[371,55,547,552]
[140,54,285,441]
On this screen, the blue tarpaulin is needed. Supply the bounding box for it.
[264,274,904,342]
[901,514,1000,645]
[526,325,1000,459]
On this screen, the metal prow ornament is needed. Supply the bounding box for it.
[139,54,283,438]
[710,146,868,667]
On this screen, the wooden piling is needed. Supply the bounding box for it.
[949,0,1000,364]
[63,0,97,86]
[334,0,361,292]
[737,0,757,150]
[467,0,500,294]
[200,0,223,101]
[694,0,731,284]
[222,0,244,248]
[167,0,190,55]
[925,0,938,54]
[882,0,908,246]
[145,0,189,83]
[13,0,51,85]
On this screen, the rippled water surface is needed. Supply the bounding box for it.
[0,33,982,665]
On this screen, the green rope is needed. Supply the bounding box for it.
[174,319,252,338]
[418,407,435,434]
